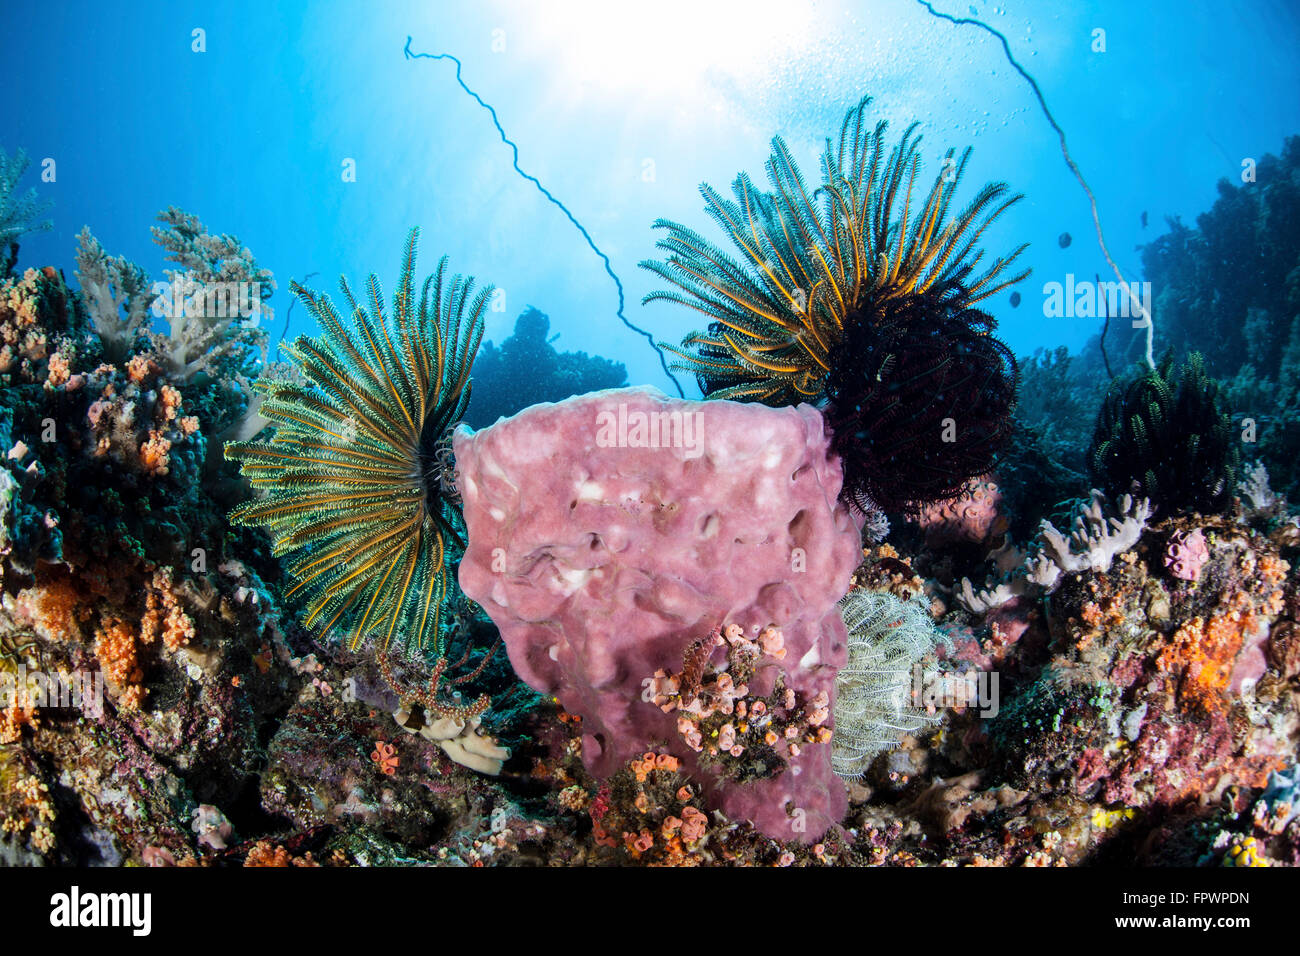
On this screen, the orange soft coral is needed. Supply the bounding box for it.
[43,351,71,389]
[141,568,195,652]
[243,841,319,867]
[126,353,160,384]
[139,431,172,476]
[16,573,86,642]
[95,618,146,712]
[0,706,40,744]
[157,383,182,421]
[1157,595,1259,714]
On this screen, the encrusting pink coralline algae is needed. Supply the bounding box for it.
[454,386,861,842]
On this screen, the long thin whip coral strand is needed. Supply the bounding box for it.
[403,36,685,396]
[279,271,318,343]
[913,0,1154,369]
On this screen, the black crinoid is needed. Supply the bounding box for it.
[640,96,1028,514]
[224,228,487,654]
[1089,352,1239,515]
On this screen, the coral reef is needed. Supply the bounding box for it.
[1,128,1298,871]
[463,306,627,427]
[1,264,217,579]
[958,490,1152,613]
[453,386,860,841]
[76,208,272,385]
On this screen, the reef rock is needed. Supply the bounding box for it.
[454,387,860,841]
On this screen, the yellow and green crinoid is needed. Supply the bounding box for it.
[641,95,1029,407]
[224,228,487,653]
[642,96,1030,513]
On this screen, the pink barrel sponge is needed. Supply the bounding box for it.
[453,387,861,842]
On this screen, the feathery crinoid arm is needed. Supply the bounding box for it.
[641,94,1030,411]
[641,165,842,405]
[225,227,488,654]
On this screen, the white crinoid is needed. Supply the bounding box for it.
[833,589,941,779]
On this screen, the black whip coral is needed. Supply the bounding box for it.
[1089,352,1238,515]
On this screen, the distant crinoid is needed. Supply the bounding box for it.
[642,95,1027,513]
[225,228,487,652]
[1089,352,1238,515]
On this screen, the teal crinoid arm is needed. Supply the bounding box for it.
[224,227,487,654]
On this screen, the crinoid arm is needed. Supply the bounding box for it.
[225,228,488,654]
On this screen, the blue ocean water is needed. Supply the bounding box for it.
[3,0,1299,390]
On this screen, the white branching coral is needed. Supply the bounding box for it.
[958,490,1152,613]
[1237,460,1278,514]
[1026,490,1151,588]
[74,228,153,362]
[833,589,940,778]
[148,207,273,381]
[74,208,272,383]
[0,147,52,251]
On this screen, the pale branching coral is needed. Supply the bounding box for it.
[74,228,153,363]
[1236,460,1286,519]
[959,490,1152,613]
[833,590,941,778]
[148,206,272,381]
[76,209,272,382]
[1027,491,1152,588]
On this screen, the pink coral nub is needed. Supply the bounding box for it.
[914,474,1006,546]
[1165,528,1209,582]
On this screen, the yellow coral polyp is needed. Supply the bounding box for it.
[1090,806,1136,830]
[1224,837,1268,868]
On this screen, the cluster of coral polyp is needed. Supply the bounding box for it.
[454,386,861,841]
[649,623,833,769]
[913,475,1006,548]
